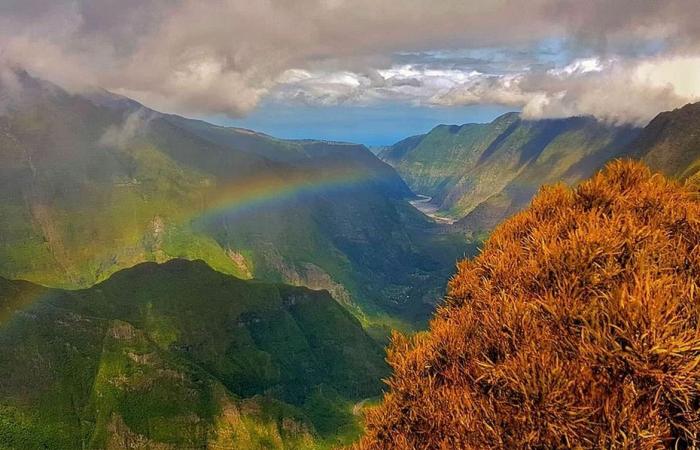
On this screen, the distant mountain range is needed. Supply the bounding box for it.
[0,259,387,449]
[381,104,700,234]
[0,72,471,331]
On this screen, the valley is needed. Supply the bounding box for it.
[2,2,698,448]
[0,72,473,335]
[1,70,700,449]
[383,105,700,236]
[0,72,478,448]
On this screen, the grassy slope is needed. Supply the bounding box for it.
[626,101,700,180]
[0,259,388,449]
[380,117,515,200]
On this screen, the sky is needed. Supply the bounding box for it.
[215,102,514,146]
[2,1,700,145]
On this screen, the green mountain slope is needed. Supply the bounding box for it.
[381,113,639,233]
[380,116,518,202]
[0,259,387,449]
[0,72,470,327]
[626,101,700,181]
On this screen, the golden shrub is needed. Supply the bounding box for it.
[354,160,700,449]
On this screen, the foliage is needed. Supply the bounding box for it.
[354,161,700,449]
[0,259,388,449]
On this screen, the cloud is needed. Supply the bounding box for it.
[273,54,700,125]
[99,108,156,149]
[521,56,699,124]
[2,0,700,122]
[431,56,700,125]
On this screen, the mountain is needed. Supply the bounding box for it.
[0,72,471,330]
[626,101,700,181]
[354,161,700,449]
[0,259,388,449]
[381,113,640,233]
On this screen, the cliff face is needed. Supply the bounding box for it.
[354,161,700,449]
[382,113,639,233]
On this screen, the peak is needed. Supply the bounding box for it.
[674,100,700,113]
[652,100,700,123]
[493,111,521,121]
[432,124,464,134]
[425,112,521,135]
[99,259,223,284]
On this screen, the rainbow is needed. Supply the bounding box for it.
[194,166,385,222]
[0,280,54,326]
[0,166,388,320]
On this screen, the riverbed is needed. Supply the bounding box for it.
[409,194,456,225]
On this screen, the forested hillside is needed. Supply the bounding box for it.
[0,259,388,449]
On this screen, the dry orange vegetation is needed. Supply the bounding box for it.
[354,160,700,449]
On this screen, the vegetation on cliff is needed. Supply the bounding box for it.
[355,161,700,449]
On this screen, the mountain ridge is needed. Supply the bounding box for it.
[381,111,641,233]
[625,101,700,180]
[0,71,470,329]
[0,258,388,449]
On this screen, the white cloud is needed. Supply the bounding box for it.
[549,57,606,77]
[99,108,156,149]
[633,56,700,99]
[519,56,700,124]
[270,53,700,125]
[2,0,700,123]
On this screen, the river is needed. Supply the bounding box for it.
[409,194,456,225]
